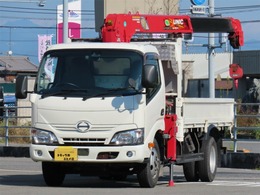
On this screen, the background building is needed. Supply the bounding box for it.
[94,0,179,32]
[0,56,37,90]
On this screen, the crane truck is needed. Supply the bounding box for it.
[16,13,243,188]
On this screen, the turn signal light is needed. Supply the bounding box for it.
[148,142,155,149]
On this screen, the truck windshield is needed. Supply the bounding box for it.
[36,49,143,98]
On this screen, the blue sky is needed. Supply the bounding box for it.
[0,0,260,64]
[180,0,260,51]
[0,0,95,64]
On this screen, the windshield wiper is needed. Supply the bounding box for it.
[82,87,143,101]
[41,88,88,99]
[41,90,65,99]
[108,87,141,93]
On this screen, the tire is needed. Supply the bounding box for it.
[198,137,218,182]
[42,162,65,186]
[137,139,161,188]
[183,161,199,182]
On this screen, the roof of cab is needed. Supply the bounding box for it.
[47,42,159,54]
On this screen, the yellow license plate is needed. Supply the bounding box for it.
[54,146,78,161]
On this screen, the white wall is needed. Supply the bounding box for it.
[182,52,233,79]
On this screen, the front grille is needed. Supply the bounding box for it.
[62,138,106,146]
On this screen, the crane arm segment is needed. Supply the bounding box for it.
[101,13,244,49]
[101,13,193,42]
[190,17,244,49]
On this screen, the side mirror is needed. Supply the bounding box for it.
[142,64,158,88]
[15,75,28,99]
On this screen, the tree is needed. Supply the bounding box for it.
[145,0,179,15]
[162,0,179,15]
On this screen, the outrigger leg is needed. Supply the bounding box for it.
[168,162,175,187]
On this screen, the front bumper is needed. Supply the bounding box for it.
[30,144,149,163]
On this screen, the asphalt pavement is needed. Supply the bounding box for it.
[1,157,260,195]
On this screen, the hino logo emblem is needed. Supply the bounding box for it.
[76,121,91,133]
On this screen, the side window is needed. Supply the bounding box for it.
[144,53,161,101]
[37,56,58,92]
[44,58,57,83]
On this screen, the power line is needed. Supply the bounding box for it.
[0,15,94,21]
[0,9,94,15]
[0,5,94,12]
[179,4,260,14]
[0,25,95,29]
[1,4,259,15]
[241,20,260,24]
[0,39,37,42]
[215,5,260,11]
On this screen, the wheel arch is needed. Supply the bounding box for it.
[202,125,225,166]
[155,130,164,162]
[203,124,223,144]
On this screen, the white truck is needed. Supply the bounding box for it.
[16,14,243,188]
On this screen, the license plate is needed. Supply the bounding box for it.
[54,146,78,161]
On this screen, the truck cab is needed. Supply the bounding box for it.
[16,42,166,187]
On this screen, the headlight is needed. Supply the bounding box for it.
[31,128,58,145]
[110,128,144,145]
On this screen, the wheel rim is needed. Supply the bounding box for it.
[209,145,217,173]
[149,146,160,179]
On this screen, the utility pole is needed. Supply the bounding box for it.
[190,0,216,98]
[208,0,215,98]
[63,0,69,43]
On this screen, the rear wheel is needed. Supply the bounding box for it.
[137,139,161,188]
[198,137,217,182]
[42,162,65,186]
[183,161,199,182]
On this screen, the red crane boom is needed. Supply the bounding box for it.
[101,13,244,49]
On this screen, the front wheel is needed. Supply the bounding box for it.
[137,140,161,188]
[42,162,65,186]
[198,137,218,182]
